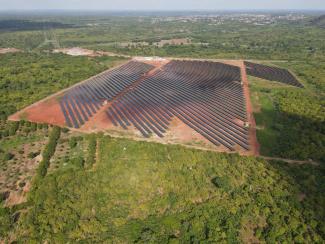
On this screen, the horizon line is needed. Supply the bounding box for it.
[1,9,325,12]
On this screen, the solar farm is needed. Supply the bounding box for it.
[9,58,303,155]
[245,61,304,88]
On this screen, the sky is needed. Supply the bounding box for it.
[1,0,325,11]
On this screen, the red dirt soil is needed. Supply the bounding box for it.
[239,61,260,156]
[8,58,259,156]
[9,97,66,127]
[8,60,134,126]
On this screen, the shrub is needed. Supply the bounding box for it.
[30,123,37,132]
[69,137,78,149]
[28,152,39,159]
[3,152,14,161]
[36,126,61,178]
[23,128,30,134]
[18,182,26,188]
[8,121,19,136]
[211,176,232,192]
[2,130,9,137]
[71,156,85,168]
[0,191,10,202]
[62,128,70,133]
[86,134,97,167]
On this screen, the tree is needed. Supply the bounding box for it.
[3,152,14,161]
[69,137,78,149]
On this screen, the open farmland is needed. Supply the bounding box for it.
[9,58,304,155]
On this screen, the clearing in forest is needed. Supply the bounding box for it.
[9,57,302,156]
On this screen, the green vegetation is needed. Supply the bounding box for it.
[10,136,324,242]
[1,15,322,163]
[69,137,78,149]
[28,151,40,159]
[311,15,325,28]
[249,61,325,162]
[0,204,14,237]
[1,15,324,61]
[0,120,51,240]
[274,90,324,160]
[2,152,14,161]
[36,126,61,178]
[0,13,324,242]
[0,30,44,50]
[0,19,74,31]
[82,19,325,61]
[0,120,45,152]
[86,134,97,168]
[0,52,126,119]
[8,121,19,136]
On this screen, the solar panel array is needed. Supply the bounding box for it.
[245,61,303,88]
[59,61,154,128]
[108,60,250,151]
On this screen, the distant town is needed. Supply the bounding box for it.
[150,13,307,25]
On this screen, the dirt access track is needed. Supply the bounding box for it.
[53,47,130,58]
[0,48,21,54]
[9,57,259,156]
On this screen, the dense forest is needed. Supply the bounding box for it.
[0,12,324,242]
[6,135,324,242]
[0,19,75,31]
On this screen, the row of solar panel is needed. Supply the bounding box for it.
[108,60,250,151]
[59,61,155,128]
[245,61,304,88]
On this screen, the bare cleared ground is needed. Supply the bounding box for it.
[155,38,191,47]
[8,58,258,156]
[0,48,21,54]
[53,47,130,58]
[0,126,90,207]
[10,96,67,127]
[239,61,260,156]
[0,127,48,206]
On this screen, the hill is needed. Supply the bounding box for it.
[310,15,325,28]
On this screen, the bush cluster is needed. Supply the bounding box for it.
[86,134,97,167]
[36,126,61,178]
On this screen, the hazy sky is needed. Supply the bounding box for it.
[1,0,325,11]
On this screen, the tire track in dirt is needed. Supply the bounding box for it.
[260,156,319,166]
[239,60,260,156]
